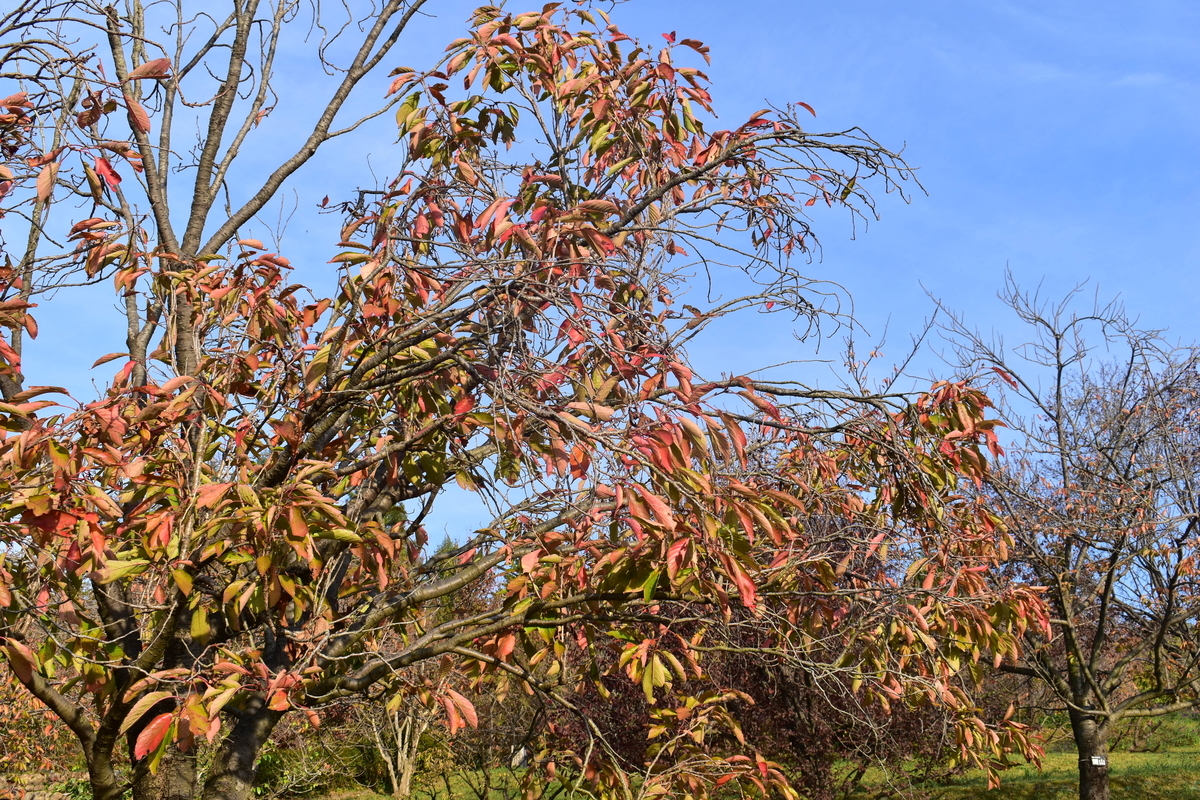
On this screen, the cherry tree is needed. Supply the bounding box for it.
[945,281,1200,800]
[0,3,1045,799]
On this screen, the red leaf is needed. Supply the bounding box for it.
[134,713,173,759]
[94,157,122,187]
[125,95,152,134]
[633,485,677,532]
[725,556,758,610]
[797,101,817,117]
[440,696,463,735]
[126,58,172,81]
[662,31,676,43]
[991,367,1019,389]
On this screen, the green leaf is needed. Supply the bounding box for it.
[642,568,661,603]
[97,559,151,584]
[172,569,193,596]
[316,528,363,543]
[190,606,211,644]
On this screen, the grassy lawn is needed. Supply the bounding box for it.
[913,747,1200,799]
[318,748,1200,799]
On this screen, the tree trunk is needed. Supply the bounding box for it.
[200,703,282,800]
[164,747,199,800]
[132,763,162,800]
[85,751,128,800]
[1070,711,1110,800]
[369,715,402,798]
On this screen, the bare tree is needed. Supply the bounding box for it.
[943,278,1200,800]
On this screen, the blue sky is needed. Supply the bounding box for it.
[616,0,1200,372]
[38,0,1200,375]
[18,0,1200,535]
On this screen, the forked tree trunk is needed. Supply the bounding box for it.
[1070,711,1110,800]
[394,711,430,798]
[370,707,430,798]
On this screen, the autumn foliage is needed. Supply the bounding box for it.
[0,3,1045,800]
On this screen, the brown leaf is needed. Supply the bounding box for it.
[126,58,172,81]
[125,95,152,134]
[36,163,58,203]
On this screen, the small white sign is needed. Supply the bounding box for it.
[1091,756,1107,767]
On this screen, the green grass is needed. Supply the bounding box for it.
[913,747,1200,799]
[317,748,1200,800]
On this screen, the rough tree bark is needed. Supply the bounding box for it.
[1070,711,1110,800]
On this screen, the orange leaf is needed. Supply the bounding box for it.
[288,506,309,539]
[119,691,173,734]
[3,640,36,684]
[195,483,231,509]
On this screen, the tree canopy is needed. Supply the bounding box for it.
[0,3,1045,799]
